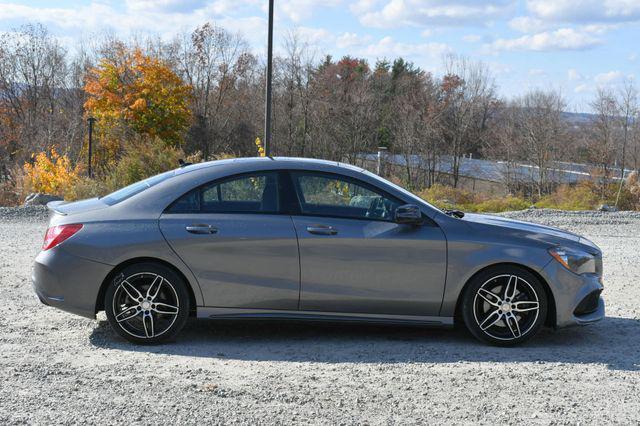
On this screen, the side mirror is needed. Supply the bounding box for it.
[394,204,423,225]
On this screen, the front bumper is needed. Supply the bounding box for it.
[541,259,605,328]
[574,296,605,325]
[32,247,113,319]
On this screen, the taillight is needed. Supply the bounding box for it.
[42,224,83,251]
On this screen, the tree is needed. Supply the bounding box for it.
[588,88,619,198]
[440,54,496,187]
[615,80,638,207]
[513,90,567,196]
[84,45,192,150]
[273,30,316,157]
[0,24,79,167]
[175,23,251,159]
[388,66,440,189]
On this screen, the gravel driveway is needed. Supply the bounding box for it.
[1,207,639,424]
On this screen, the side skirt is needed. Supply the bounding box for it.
[197,307,454,327]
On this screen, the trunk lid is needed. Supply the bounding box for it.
[46,198,109,216]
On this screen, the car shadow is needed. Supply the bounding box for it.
[89,316,640,371]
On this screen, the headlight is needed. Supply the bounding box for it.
[548,246,597,275]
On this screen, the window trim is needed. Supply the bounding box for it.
[287,170,406,223]
[163,170,287,215]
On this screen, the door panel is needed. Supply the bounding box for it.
[292,216,447,316]
[160,213,299,309]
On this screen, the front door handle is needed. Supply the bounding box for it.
[185,224,217,234]
[306,225,338,235]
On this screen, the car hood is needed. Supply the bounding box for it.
[461,212,600,252]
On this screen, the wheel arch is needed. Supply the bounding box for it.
[95,257,198,317]
[453,262,557,328]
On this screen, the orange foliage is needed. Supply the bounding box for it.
[84,46,192,148]
[23,148,79,197]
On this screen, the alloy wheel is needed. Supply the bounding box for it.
[112,272,180,339]
[472,274,540,341]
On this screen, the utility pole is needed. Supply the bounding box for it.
[87,116,96,178]
[264,0,274,157]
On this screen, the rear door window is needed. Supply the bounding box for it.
[166,172,280,214]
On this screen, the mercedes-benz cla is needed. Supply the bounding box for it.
[32,157,605,345]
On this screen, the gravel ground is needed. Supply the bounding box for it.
[0,208,639,425]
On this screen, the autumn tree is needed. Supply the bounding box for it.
[310,56,377,162]
[84,45,192,152]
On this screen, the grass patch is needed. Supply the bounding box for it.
[416,184,530,213]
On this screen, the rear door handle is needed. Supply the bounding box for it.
[185,224,217,234]
[306,225,338,235]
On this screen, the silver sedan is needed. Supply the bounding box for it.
[32,157,605,346]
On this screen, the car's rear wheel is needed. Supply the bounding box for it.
[104,262,190,344]
[461,266,548,346]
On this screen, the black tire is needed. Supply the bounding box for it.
[104,262,190,344]
[461,265,548,346]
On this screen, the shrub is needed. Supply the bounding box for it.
[104,136,184,192]
[416,183,477,210]
[535,182,598,210]
[23,148,79,198]
[65,176,109,201]
[37,136,186,202]
[0,179,19,206]
[471,196,530,213]
[415,183,529,213]
[535,180,637,211]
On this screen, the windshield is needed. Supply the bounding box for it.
[102,170,176,205]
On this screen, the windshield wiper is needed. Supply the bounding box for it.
[444,209,465,218]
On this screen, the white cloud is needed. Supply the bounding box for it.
[125,0,207,13]
[487,28,602,52]
[0,1,269,46]
[629,52,638,62]
[349,0,381,15]
[336,32,371,49]
[486,61,513,75]
[567,68,583,81]
[508,16,549,33]
[594,70,625,84]
[574,83,591,93]
[356,0,515,29]
[360,36,450,61]
[529,68,545,76]
[279,0,342,23]
[526,0,640,24]
[462,34,481,42]
[294,27,333,44]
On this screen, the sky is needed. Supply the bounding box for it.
[0,0,639,112]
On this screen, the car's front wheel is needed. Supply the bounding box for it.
[104,262,190,344]
[461,266,548,346]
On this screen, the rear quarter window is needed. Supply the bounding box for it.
[102,170,176,205]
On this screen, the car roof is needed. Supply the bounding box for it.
[175,156,365,175]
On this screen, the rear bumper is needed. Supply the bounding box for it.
[32,247,112,319]
[541,260,605,328]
